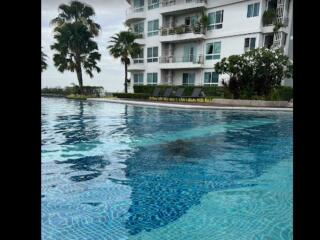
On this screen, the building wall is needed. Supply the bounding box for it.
[126,0,293,92]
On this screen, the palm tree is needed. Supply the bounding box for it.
[108,31,141,93]
[41,48,48,72]
[50,1,101,93]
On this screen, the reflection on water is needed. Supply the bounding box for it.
[42,97,293,240]
[122,117,291,235]
[55,155,110,182]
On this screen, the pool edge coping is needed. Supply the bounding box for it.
[87,98,293,112]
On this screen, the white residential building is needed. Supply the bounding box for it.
[125,0,293,91]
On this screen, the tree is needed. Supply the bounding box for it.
[41,48,48,72]
[107,31,141,93]
[215,48,293,98]
[50,1,101,93]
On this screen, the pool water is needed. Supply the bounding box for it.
[41,97,293,240]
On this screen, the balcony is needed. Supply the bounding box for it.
[159,55,204,69]
[125,6,146,23]
[160,0,207,15]
[159,25,205,43]
[134,33,146,45]
[262,3,289,33]
[128,59,145,71]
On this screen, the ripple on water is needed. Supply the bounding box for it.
[41,97,292,240]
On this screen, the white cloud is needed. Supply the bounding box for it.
[41,0,130,92]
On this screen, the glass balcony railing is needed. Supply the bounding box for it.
[159,55,204,64]
[133,32,145,38]
[160,25,204,36]
[161,0,207,7]
[126,6,145,17]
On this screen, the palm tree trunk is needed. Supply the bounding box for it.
[75,58,83,94]
[124,63,128,93]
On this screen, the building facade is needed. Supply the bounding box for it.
[125,0,293,91]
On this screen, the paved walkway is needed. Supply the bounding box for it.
[87,98,293,111]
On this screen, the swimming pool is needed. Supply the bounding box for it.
[42,97,293,240]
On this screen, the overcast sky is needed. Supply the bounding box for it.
[41,0,130,92]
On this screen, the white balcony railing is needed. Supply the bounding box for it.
[161,0,207,7]
[126,6,144,14]
[160,55,204,64]
[160,25,204,36]
[125,6,146,21]
[133,32,145,39]
[132,58,144,64]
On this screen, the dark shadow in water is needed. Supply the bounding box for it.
[122,118,292,235]
[53,101,100,145]
[55,155,110,182]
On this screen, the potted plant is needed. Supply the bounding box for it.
[273,21,285,32]
[175,25,185,34]
[262,9,277,26]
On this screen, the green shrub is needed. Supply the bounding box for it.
[41,87,65,95]
[133,85,292,101]
[215,48,293,97]
[41,86,104,97]
[267,86,293,101]
[112,93,150,99]
[66,94,88,100]
[133,85,226,98]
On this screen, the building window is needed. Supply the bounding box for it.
[147,73,158,85]
[206,42,221,60]
[185,16,198,27]
[244,37,256,51]
[147,19,159,36]
[133,22,144,37]
[148,0,159,10]
[133,73,144,85]
[264,34,274,49]
[208,10,224,30]
[182,73,195,86]
[247,3,260,18]
[133,48,144,63]
[204,72,219,85]
[183,44,197,62]
[147,47,158,62]
[133,0,144,12]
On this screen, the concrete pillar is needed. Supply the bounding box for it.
[168,43,174,63]
[169,16,175,28]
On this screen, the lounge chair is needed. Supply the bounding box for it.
[182,88,205,102]
[160,87,173,101]
[151,87,161,100]
[172,88,185,102]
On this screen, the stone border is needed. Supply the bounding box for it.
[87,98,293,112]
[211,98,291,108]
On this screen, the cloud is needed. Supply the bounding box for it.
[41,0,130,92]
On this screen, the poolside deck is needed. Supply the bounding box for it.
[87,98,293,111]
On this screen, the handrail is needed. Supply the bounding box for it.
[126,6,146,16]
[161,0,207,7]
[160,25,204,35]
[159,55,204,64]
[134,32,145,39]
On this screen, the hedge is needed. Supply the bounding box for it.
[267,86,293,101]
[41,86,104,97]
[112,93,150,99]
[133,85,228,98]
[66,94,89,100]
[133,85,292,101]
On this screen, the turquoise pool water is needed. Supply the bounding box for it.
[41,97,293,240]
